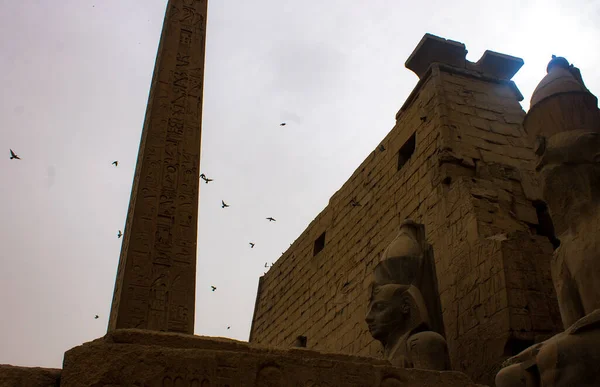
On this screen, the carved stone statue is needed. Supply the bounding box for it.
[496,56,600,386]
[496,309,600,387]
[365,220,449,371]
[366,283,449,370]
[537,129,600,329]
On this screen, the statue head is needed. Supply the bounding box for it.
[365,284,429,345]
[381,220,424,260]
[547,55,570,73]
[375,220,426,286]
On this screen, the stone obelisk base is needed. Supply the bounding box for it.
[1,330,487,386]
[0,365,60,386]
[57,329,484,386]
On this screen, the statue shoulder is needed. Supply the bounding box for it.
[568,308,600,334]
[408,331,446,345]
[407,330,446,349]
[406,331,450,371]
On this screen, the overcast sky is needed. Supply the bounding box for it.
[1,0,600,369]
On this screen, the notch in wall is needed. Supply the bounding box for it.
[398,133,416,171]
[313,232,326,256]
[294,335,307,348]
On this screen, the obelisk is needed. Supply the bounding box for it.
[108,0,207,334]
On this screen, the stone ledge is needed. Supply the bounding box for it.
[61,329,487,386]
[0,364,61,387]
[405,34,524,82]
[406,33,468,79]
[474,51,524,81]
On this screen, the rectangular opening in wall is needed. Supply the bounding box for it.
[398,132,416,171]
[313,232,326,256]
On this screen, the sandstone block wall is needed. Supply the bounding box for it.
[249,41,562,384]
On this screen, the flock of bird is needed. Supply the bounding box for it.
[200,167,279,276]
[8,123,288,325]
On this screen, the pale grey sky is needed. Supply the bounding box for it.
[1,0,600,369]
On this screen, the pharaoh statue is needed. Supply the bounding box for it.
[495,56,600,386]
[365,220,449,371]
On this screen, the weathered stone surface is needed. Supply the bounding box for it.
[108,0,207,334]
[250,34,560,386]
[0,365,60,387]
[496,309,600,387]
[60,329,484,387]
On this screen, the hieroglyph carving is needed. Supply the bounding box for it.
[108,0,207,334]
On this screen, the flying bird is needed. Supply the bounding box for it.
[117,230,123,238]
[221,200,230,208]
[227,326,230,330]
[211,286,217,291]
[378,144,386,152]
[249,242,255,248]
[9,149,20,160]
[350,199,362,207]
[112,161,118,167]
[264,262,269,268]
[280,122,287,126]
[200,173,213,184]
[266,217,276,222]
[94,315,99,319]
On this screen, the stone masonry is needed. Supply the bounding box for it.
[249,34,563,385]
[108,0,207,334]
[58,329,484,387]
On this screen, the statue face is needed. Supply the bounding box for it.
[365,284,409,342]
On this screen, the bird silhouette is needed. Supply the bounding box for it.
[280,122,287,126]
[227,326,230,330]
[221,200,229,208]
[420,116,427,122]
[112,161,118,167]
[9,149,20,160]
[350,199,362,207]
[266,217,276,222]
[264,262,269,268]
[379,144,386,152]
[94,315,99,319]
[200,173,213,184]
[117,230,123,238]
[211,286,217,291]
[249,242,255,248]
